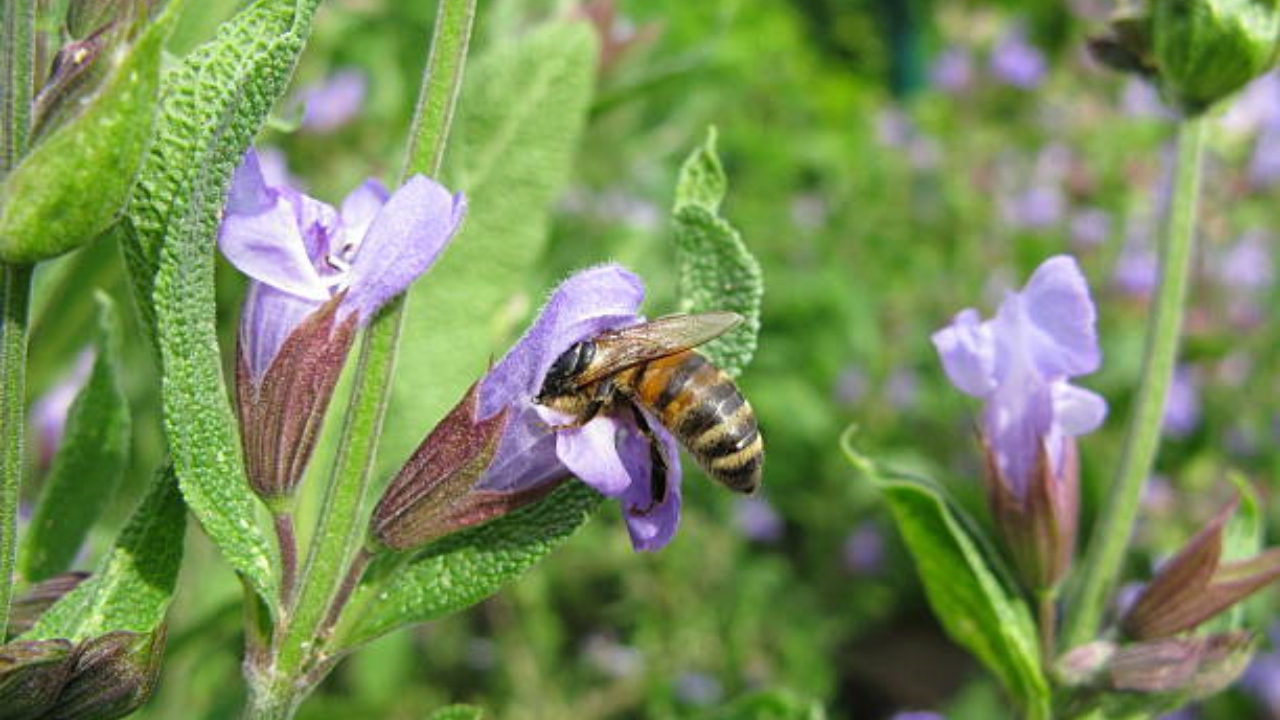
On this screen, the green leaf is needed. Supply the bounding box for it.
[1212,473,1264,632]
[380,20,599,472]
[672,127,764,378]
[118,0,324,604]
[337,483,601,647]
[0,1,180,263]
[426,705,485,720]
[21,467,186,641]
[843,433,1050,718]
[19,293,130,582]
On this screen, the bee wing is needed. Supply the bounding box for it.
[573,312,742,386]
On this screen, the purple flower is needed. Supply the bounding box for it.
[833,364,869,406]
[734,496,783,543]
[1161,366,1202,439]
[930,46,974,94]
[29,350,94,470]
[674,671,723,706]
[842,521,885,575]
[1219,70,1280,136]
[990,27,1048,89]
[932,256,1106,589]
[1249,125,1280,188]
[1240,624,1280,715]
[475,265,683,552]
[1001,185,1066,230]
[220,149,465,384]
[1069,208,1112,249]
[219,149,464,498]
[1217,230,1275,291]
[298,69,367,132]
[1120,78,1176,120]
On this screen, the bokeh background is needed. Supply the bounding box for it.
[21,0,1278,717]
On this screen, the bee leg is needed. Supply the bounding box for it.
[627,402,669,517]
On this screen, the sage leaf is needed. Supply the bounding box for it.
[672,127,763,378]
[380,20,599,473]
[843,435,1050,717]
[337,483,601,648]
[19,293,130,582]
[22,468,185,641]
[0,1,179,263]
[118,0,324,604]
[426,706,485,720]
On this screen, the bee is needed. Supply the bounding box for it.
[535,311,763,512]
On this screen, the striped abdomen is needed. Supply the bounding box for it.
[627,350,763,493]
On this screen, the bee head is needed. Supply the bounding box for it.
[536,340,595,403]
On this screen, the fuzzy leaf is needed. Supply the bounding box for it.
[118,0,323,603]
[337,483,601,648]
[379,21,599,473]
[20,293,131,582]
[672,127,763,377]
[0,2,179,263]
[22,468,185,642]
[843,436,1050,717]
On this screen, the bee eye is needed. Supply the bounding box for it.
[547,341,594,383]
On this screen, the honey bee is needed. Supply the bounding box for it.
[536,311,763,512]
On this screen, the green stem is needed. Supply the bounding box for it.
[1064,116,1206,649]
[0,263,34,638]
[2,0,35,177]
[263,0,475,709]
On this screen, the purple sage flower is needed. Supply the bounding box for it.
[1248,124,1280,188]
[734,496,783,543]
[29,349,94,470]
[475,264,683,552]
[1161,366,1202,439]
[1001,185,1066,230]
[842,521,885,575]
[930,46,974,94]
[298,69,368,132]
[674,671,723,706]
[219,149,465,499]
[990,27,1048,89]
[932,255,1107,590]
[1240,624,1280,715]
[1069,208,1112,249]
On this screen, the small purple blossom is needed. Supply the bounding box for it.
[1216,230,1274,291]
[1161,366,1202,439]
[930,46,973,94]
[933,256,1106,499]
[29,350,94,469]
[842,521,885,575]
[734,496,783,543]
[932,256,1106,589]
[1219,70,1280,137]
[298,69,368,132]
[1069,208,1112,249]
[1240,624,1280,715]
[582,633,644,679]
[885,368,920,410]
[475,265,682,552]
[1120,79,1176,120]
[219,149,465,383]
[833,364,869,406]
[1001,185,1066,230]
[1248,125,1280,188]
[674,671,723,706]
[990,27,1048,89]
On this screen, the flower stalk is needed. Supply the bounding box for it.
[251,0,476,715]
[1,0,35,174]
[0,262,33,638]
[1066,114,1207,648]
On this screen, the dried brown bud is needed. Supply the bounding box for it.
[1107,632,1254,697]
[371,382,548,551]
[0,638,77,719]
[983,436,1079,593]
[1121,498,1280,640]
[46,628,166,720]
[236,295,357,503]
[7,573,90,638]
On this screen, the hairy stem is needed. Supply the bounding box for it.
[0,263,33,637]
[273,512,298,611]
[262,0,476,713]
[1065,116,1206,648]
[2,0,35,177]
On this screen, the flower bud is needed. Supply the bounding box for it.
[236,295,357,503]
[1090,1,1280,115]
[1056,640,1117,687]
[983,435,1080,593]
[1121,498,1280,640]
[1153,0,1280,113]
[1106,632,1254,697]
[371,382,549,551]
[48,629,166,720]
[7,572,90,638]
[0,638,77,719]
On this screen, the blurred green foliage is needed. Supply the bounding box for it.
[18,0,1277,717]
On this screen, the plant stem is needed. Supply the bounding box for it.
[1037,590,1056,669]
[262,0,476,712]
[0,263,33,638]
[1064,116,1206,649]
[273,513,298,610]
[1,0,35,177]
